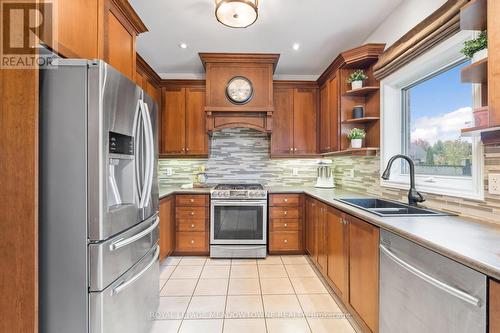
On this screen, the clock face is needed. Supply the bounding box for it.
[226,76,253,104]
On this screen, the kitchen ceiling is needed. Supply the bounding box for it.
[129,0,403,80]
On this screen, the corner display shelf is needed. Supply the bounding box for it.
[322,147,379,157]
[461,59,488,83]
[342,117,380,124]
[343,86,380,96]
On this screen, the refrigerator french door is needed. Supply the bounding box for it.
[40,59,159,333]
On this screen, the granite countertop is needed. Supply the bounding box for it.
[159,184,500,280]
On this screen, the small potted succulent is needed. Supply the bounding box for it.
[347,128,366,149]
[461,31,487,63]
[347,69,368,90]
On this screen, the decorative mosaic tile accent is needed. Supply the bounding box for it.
[159,128,319,187]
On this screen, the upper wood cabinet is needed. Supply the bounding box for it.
[102,0,147,81]
[319,76,340,153]
[53,0,99,59]
[161,85,208,157]
[272,84,318,157]
[136,54,162,105]
[50,0,147,82]
[348,215,380,333]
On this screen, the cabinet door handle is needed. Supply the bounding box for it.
[186,148,189,152]
[283,211,287,216]
[294,148,297,151]
[289,147,293,152]
[284,223,288,228]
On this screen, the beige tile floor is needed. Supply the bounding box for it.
[152,255,356,333]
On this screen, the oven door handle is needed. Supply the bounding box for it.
[211,200,267,206]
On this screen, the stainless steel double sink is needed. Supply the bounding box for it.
[336,198,451,217]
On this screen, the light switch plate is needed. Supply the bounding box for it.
[488,174,500,195]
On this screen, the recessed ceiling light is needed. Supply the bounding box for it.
[292,43,300,51]
[178,43,188,49]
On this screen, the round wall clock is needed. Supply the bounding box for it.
[226,76,254,105]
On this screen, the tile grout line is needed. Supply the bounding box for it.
[177,257,207,332]
[257,257,269,333]
[283,256,313,333]
[221,259,232,332]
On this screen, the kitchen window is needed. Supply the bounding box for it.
[381,31,483,200]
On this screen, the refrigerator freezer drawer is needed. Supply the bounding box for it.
[89,214,159,291]
[89,245,160,333]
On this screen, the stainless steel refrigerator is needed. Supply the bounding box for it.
[39,59,159,333]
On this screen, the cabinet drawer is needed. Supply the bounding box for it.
[177,219,206,232]
[270,207,300,219]
[269,231,301,251]
[176,194,208,207]
[176,206,207,219]
[271,219,301,231]
[270,194,301,206]
[176,232,207,252]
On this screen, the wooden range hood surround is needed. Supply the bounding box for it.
[199,53,280,134]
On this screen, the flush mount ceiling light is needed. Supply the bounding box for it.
[215,0,258,28]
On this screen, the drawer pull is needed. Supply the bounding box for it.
[283,239,288,244]
[190,212,195,216]
[191,224,195,228]
[190,240,195,244]
[190,198,194,203]
[283,211,287,216]
[284,223,288,228]
[284,198,288,202]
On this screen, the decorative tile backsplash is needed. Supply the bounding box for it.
[332,145,500,225]
[158,128,319,187]
[159,128,500,225]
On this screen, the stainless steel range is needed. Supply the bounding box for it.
[210,184,268,258]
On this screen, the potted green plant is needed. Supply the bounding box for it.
[461,31,487,63]
[347,69,368,90]
[347,128,366,148]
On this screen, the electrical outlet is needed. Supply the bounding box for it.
[166,168,173,176]
[292,168,299,176]
[489,174,500,194]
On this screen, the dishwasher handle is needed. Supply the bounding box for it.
[380,244,481,307]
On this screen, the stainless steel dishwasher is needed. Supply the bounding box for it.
[379,230,487,333]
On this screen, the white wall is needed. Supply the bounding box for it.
[364,0,447,47]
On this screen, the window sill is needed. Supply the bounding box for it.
[380,178,484,202]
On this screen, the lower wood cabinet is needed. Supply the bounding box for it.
[174,194,209,254]
[347,214,380,333]
[269,194,304,254]
[326,206,348,301]
[491,279,500,333]
[159,195,174,260]
[305,195,379,333]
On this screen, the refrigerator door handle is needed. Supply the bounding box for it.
[132,99,144,204]
[109,216,159,251]
[141,101,155,209]
[112,246,159,295]
[138,99,151,209]
[380,244,481,307]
